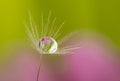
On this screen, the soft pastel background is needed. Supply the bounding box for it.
[0,0,120,81]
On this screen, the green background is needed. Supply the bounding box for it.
[0,0,120,61]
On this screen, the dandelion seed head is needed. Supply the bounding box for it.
[25,11,81,55]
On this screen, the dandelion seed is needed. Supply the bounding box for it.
[25,11,81,55]
[25,11,81,81]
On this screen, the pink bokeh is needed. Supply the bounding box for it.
[1,33,120,81]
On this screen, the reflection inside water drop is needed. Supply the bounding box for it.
[38,37,58,54]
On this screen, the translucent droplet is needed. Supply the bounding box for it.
[38,37,58,54]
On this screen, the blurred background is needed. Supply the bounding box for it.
[0,0,120,81]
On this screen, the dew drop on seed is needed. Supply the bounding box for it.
[38,37,58,54]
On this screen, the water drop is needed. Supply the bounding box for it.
[38,37,58,54]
